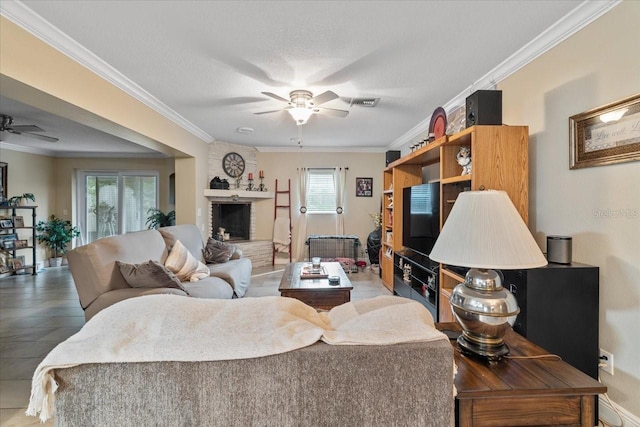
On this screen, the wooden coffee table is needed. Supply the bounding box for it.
[279,262,353,310]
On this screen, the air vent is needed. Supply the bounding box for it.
[236,127,254,134]
[350,98,380,107]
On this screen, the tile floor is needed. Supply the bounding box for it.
[0,263,390,426]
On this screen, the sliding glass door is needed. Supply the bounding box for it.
[78,171,159,244]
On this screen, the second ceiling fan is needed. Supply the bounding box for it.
[255,90,349,125]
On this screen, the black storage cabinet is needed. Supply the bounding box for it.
[502,262,599,379]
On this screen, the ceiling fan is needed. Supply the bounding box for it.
[255,90,349,125]
[0,114,59,142]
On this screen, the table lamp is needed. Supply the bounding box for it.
[429,190,547,361]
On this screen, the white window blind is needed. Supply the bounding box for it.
[78,170,159,243]
[307,169,337,213]
[411,185,433,214]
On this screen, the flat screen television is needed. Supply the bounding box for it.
[402,182,440,260]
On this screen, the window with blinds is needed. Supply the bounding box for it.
[307,169,337,213]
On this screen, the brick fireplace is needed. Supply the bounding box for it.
[211,202,251,241]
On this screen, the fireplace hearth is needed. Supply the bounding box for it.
[211,203,251,241]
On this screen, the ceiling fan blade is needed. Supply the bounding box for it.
[21,132,59,142]
[261,92,290,103]
[309,90,338,106]
[10,124,45,133]
[254,109,287,115]
[316,107,349,118]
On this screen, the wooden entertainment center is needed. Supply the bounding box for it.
[381,125,530,321]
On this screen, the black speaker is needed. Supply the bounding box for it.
[502,263,599,380]
[385,150,401,166]
[465,90,502,127]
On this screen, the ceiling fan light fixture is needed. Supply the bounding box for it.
[288,107,313,125]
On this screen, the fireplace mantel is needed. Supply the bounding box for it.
[204,189,274,201]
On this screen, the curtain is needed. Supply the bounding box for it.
[335,167,346,234]
[295,168,309,261]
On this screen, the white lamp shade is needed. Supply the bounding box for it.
[429,190,547,269]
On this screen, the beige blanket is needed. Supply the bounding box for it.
[27,295,446,422]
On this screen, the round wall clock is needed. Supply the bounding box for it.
[222,152,245,178]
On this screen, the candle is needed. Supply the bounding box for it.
[259,170,264,178]
[248,173,253,180]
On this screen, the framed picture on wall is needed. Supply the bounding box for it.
[356,177,373,197]
[570,93,640,169]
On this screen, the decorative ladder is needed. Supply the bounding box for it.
[272,179,292,265]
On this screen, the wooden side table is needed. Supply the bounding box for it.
[436,323,606,427]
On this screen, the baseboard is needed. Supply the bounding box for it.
[599,395,640,427]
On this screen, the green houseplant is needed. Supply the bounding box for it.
[145,208,175,229]
[8,193,36,206]
[36,215,80,267]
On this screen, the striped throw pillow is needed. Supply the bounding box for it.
[165,239,210,282]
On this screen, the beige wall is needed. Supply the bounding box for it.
[498,2,639,415]
[255,151,385,260]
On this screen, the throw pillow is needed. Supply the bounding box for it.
[230,245,242,260]
[116,260,189,294]
[165,239,210,282]
[203,238,235,264]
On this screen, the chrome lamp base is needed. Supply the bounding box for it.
[457,332,510,363]
[450,268,519,363]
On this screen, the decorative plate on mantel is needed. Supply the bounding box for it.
[429,107,447,139]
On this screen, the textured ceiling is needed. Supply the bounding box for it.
[1,1,594,154]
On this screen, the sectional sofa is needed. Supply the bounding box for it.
[67,224,252,320]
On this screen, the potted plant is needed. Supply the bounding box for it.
[8,193,36,206]
[36,215,80,267]
[145,208,175,229]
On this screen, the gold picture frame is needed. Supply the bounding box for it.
[570,94,640,169]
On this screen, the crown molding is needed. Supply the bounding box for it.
[0,140,55,157]
[388,0,622,150]
[0,1,214,144]
[256,145,386,153]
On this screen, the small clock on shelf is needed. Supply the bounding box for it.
[222,152,245,178]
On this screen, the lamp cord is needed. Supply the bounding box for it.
[596,374,624,427]
[452,346,562,360]
[503,354,562,361]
